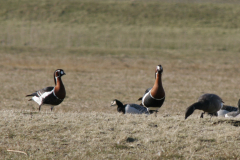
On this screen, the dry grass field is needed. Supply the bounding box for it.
[1,0,240,159]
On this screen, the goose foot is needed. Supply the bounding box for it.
[200,112,205,118]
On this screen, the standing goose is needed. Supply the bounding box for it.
[185,93,223,119]
[139,65,165,114]
[26,69,66,111]
[225,99,240,118]
[111,99,149,114]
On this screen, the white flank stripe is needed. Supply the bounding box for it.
[41,90,53,99]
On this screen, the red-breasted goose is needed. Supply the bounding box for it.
[185,93,224,119]
[111,99,149,114]
[139,65,165,114]
[26,69,66,111]
[225,99,240,118]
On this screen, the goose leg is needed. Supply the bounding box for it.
[51,106,54,111]
[38,105,42,111]
[147,108,150,114]
[200,112,205,118]
[155,110,158,117]
[210,114,213,121]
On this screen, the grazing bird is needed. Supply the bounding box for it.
[139,65,165,114]
[111,99,149,114]
[26,69,66,111]
[185,93,224,119]
[225,99,240,118]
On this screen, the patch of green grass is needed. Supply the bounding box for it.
[198,138,216,143]
[1,1,240,28]
[1,0,240,52]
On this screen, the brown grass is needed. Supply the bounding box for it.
[1,48,240,113]
[1,111,240,159]
[1,48,240,159]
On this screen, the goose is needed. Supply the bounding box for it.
[204,104,238,117]
[216,104,238,117]
[139,65,165,114]
[185,93,223,119]
[26,69,66,111]
[111,99,149,114]
[225,99,240,118]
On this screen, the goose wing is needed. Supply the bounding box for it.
[221,105,238,112]
[26,87,54,97]
[125,104,149,114]
[138,87,152,101]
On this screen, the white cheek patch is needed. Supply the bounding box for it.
[61,71,63,74]
[111,101,116,106]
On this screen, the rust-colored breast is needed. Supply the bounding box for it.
[151,73,165,99]
[54,77,66,99]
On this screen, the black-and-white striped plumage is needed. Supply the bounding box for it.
[111,99,149,115]
[26,69,66,111]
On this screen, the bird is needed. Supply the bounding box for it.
[225,99,240,118]
[138,65,165,114]
[216,104,238,117]
[111,99,149,114]
[185,93,224,119]
[26,69,66,111]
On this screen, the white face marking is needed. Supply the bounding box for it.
[111,101,116,106]
[55,70,61,78]
[61,71,63,75]
[157,66,160,71]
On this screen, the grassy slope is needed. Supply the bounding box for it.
[1,0,240,51]
[1,0,240,28]
[1,0,240,159]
